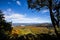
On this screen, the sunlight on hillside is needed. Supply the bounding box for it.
[11,26,55,36]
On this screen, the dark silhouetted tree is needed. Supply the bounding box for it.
[0,10,12,40]
[27,0,60,38]
[53,1,60,28]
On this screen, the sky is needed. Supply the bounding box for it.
[0,0,51,23]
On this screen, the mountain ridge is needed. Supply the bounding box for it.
[12,23,53,27]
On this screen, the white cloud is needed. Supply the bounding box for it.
[16,1,21,6]
[7,8,12,12]
[41,9,49,14]
[43,10,48,12]
[4,14,50,23]
[3,9,51,23]
[3,8,13,15]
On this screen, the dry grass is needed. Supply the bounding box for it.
[11,26,55,36]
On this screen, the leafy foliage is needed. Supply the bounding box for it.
[8,26,60,40]
[0,10,12,40]
[27,0,60,37]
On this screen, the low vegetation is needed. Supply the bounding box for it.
[11,26,54,35]
[5,26,59,40]
[0,10,60,40]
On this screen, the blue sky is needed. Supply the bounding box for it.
[0,0,51,23]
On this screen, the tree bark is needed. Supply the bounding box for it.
[48,0,59,38]
[56,8,59,28]
[49,7,59,36]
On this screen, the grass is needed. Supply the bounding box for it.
[4,26,60,40]
[11,26,55,36]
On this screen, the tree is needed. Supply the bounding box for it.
[0,10,12,39]
[0,10,5,34]
[53,1,60,28]
[27,0,60,37]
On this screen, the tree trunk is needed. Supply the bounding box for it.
[49,7,59,36]
[56,8,59,28]
[48,0,59,38]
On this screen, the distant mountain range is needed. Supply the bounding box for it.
[12,23,53,27]
[12,23,41,26]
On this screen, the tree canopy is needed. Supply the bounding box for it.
[27,0,60,38]
[0,10,12,39]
